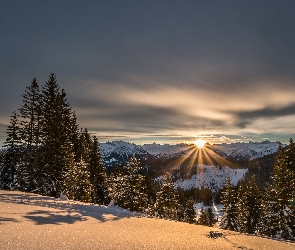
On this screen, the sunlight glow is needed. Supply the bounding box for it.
[194,139,206,148]
[161,139,238,178]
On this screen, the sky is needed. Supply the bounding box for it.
[1,0,295,145]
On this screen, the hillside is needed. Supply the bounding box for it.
[174,165,247,191]
[1,190,294,250]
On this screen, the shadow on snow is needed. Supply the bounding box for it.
[0,191,134,225]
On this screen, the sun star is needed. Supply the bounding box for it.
[194,139,206,149]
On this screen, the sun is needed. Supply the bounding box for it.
[194,139,206,148]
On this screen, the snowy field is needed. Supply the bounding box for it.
[1,190,294,250]
[194,203,224,221]
[174,165,247,191]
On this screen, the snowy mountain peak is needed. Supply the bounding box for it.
[100,140,283,162]
[211,141,283,160]
[100,140,147,157]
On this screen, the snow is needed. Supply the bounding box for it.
[174,165,247,191]
[100,140,147,157]
[142,143,190,157]
[212,141,283,160]
[1,190,294,250]
[59,194,69,201]
[100,140,283,161]
[195,202,224,221]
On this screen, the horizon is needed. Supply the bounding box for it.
[96,137,286,146]
[1,1,295,146]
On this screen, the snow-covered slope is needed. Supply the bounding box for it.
[100,140,147,157]
[174,165,247,191]
[142,142,191,157]
[211,141,282,161]
[2,190,293,250]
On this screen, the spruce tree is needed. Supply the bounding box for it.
[0,111,22,189]
[236,176,262,234]
[154,174,179,220]
[260,146,295,240]
[17,78,41,191]
[207,207,217,226]
[63,159,93,202]
[220,178,239,231]
[198,207,207,225]
[198,207,216,226]
[282,138,295,173]
[108,156,148,212]
[18,78,41,149]
[180,199,196,224]
[88,136,109,205]
[69,112,81,163]
[38,73,76,196]
[176,189,196,223]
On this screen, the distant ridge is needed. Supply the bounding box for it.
[99,140,283,162]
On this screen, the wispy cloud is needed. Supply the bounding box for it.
[1,1,295,144]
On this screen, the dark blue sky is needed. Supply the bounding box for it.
[1,0,295,145]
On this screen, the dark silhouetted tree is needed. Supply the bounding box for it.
[154,174,179,220]
[198,207,216,226]
[236,176,262,234]
[0,112,22,189]
[17,78,41,191]
[260,145,295,240]
[37,74,77,196]
[220,178,239,231]
[88,136,109,205]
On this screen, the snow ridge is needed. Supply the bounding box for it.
[212,141,282,160]
[100,140,147,157]
[100,140,282,161]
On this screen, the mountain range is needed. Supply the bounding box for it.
[100,140,283,166]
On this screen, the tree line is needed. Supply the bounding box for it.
[0,74,108,203]
[220,140,295,240]
[0,74,195,223]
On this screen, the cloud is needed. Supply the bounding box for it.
[230,103,295,129]
[2,1,295,144]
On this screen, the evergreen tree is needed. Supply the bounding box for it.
[198,207,216,226]
[143,174,157,203]
[63,159,93,202]
[236,176,262,234]
[88,136,109,205]
[0,111,22,189]
[260,146,295,240]
[282,138,295,173]
[220,178,239,231]
[38,73,76,196]
[18,78,41,149]
[154,174,179,220]
[207,207,216,226]
[197,207,207,225]
[69,112,81,163]
[181,199,196,224]
[72,128,95,167]
[17,78,41,191]
[176,188,196,223]
[108,156,148,212]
